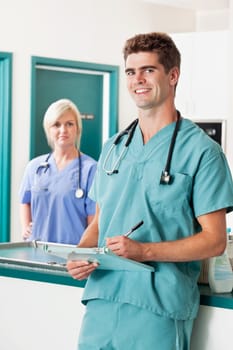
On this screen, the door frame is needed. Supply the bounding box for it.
[30,56,119,159]
[0,52,12,242]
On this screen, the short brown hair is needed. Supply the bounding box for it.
[123,32,180,73]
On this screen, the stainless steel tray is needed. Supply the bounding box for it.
[0,241,77,272]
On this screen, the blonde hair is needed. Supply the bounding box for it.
[43,98,82,149]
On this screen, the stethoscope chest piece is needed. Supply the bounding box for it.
[75,188,84,199]
[160,171,173,185]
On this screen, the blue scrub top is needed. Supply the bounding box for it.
[19,153,97,244]
[83,118,233,320]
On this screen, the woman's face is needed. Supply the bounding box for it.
[49,110,78,150]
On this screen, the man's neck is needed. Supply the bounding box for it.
[138,107,178,144]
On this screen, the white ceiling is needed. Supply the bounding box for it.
[142,0,229,11]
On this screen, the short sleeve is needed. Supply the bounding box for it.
[85,162,97,215]
[193,149,233,217]
[19,163,32,204]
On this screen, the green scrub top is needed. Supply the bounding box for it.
[83,118,233,320]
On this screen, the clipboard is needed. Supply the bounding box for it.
[67,247,154,272]
[34,242,154,272]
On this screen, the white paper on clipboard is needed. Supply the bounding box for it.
[38,243,154,272]
[67,247,154,272]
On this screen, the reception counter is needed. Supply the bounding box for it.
[0,242,233,350]
[191,285,233,350]
[0,241,86,350]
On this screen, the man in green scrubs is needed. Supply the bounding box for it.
[67,32,233,350]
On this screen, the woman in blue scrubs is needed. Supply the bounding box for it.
[67,33,233,349]
[19,98,97,244]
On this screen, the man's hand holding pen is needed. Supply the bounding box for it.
[106,235,145,262]
[106,221,145,262]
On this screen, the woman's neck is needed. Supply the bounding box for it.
[53,147,79,170]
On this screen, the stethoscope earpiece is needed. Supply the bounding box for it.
[107,171,118,176]
[36,159,50,174]
[40,161,49,168]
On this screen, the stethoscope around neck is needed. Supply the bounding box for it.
[36,151,84,198]
[103,110,181,185]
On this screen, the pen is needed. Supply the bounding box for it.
[123,220,144,237]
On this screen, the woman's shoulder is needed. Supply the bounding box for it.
[80,154,97,178]
[81,153,97,165]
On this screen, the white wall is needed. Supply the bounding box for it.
[172,29,233,229]
[226,0,233,228]
[0,0,196,241]
[196,9,229,31]
[229,2,233,173]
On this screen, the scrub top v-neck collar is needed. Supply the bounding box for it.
[49,153,80,174]
[128,119,181,160]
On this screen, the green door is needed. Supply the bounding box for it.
[0,52,12,242]
[31,57,119,161]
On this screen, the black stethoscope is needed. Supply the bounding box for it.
[103,110,181,184]
[36,151,84,198]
